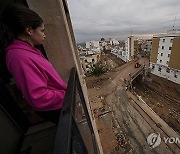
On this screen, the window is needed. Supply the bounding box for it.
[158,67,162,72]
[162,46,164,49]
[168,54,170,57]
[166,68,170,73]
[85,60,88,63]
[163,39,165,42]
[170,39,173,43]
[169,47,172,50]
[152,65,155,69]
[166,61,169,65]
[174,74,177,78]
[160,60,162,63]
[161,53,163,56]
[92,59,95,62]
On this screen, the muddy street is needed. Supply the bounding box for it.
[133,74,180,134]
[85,52,180,153]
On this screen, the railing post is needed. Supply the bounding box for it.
[53,67,99,153]
[53,67,76,154]
[76,74,99,154]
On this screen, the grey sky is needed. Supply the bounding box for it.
[67,0,180,43]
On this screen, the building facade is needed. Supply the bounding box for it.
[124,36,136,62]
[146,39,152,56]
[79,51,101,74]
[86,40,100,49]
[150,29,180,84]
[109,38,119,45]
[110,36,139,62]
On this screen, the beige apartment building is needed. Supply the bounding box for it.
[150,29,180,84]
[124,36,139,62]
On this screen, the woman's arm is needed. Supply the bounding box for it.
[7,53,65,111]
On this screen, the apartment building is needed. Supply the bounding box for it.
[124,36,139,62]
[110,36,138,62]
[150,29,180,84]
[86,40,100,49]
[109,38,119,45]
[111,47,126,61]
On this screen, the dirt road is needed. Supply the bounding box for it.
[85,52,180,153]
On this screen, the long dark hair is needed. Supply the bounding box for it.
[0,4,43,84]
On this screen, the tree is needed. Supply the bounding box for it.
[88,62,107,77]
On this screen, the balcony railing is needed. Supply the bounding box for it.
[53,67,99,154]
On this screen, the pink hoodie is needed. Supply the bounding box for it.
[6,39,67,111]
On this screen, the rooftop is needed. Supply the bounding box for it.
[153,29,180,38]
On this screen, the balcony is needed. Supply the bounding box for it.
[0,67,100,154]
[0,1,102,153]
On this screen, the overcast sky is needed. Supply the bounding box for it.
[67,0,180,43]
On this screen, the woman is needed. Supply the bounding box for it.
[0,4,67,124]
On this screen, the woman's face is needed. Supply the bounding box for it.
[30,23,46,45]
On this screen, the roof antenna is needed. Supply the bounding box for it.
[173,17,176,30]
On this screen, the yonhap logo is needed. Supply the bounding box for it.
[147,132,161,149]
[147,132,180,149]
